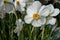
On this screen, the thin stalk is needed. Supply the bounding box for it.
[41,24,46,40]
[41,17,47,40]
[34,27,37,40]
[9,14,14,40]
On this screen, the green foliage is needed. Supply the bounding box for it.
[0,0,60,40]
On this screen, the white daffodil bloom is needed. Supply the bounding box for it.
[14,19,23,36]
[44,4,60,25]
[14,0,26,12]
[14,0,34,12]
[47,17,56,25]
[24,1,47,27]
[0,0,14,13]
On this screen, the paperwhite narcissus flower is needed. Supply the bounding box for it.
[14,0,26,12]
[24,1,47,27]
[0,0,13,6]
[14,19,23,36]
[44,4,60,25]
[0,0,14,13]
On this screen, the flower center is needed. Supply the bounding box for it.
[19,27,23,32]
[0,13,2,16]
[48,14,51,17]
[33,13,39,20]
[4,0,7,5]
[16,1,20,5]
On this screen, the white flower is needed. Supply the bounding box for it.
[44,4,60,25]
[14,0,26,12]
[0,0,14,13]
[47,17,56,25]
[14,19,23,36]
[24,1,47,27]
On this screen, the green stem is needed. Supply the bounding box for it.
[14,8,18,20]
[41,17,47,40]
[29,26,34,40]
[18,31,24,40]
[9,14,14,40]
[41,24,46,40]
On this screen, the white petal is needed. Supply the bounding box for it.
[4,4,14,13]
[17,22,23,28]
[46,4,54,13]
[39,4,54,17]
[39,5,46,14]
[20,3,26,11]
[32,1,42,12]
[32,17,46,27]
[0,4,14,13]
[27,1,41,16]
[40,8,50,17]
[32,1,41,6]
[32,20,42,27]
[21,7,25,11]
[40,17,46,25]
[39,5,50,17]
[14,0,21,12]
[16,19,23,27]
[21,2,26,7]
[51,8,59,16]
[26,6,35,16]
[24,15,33,24]
[14,27,19,33]
[18,19,22,22]
[15,6,22,12]
[47,18,56,25]
[0,0,3,6]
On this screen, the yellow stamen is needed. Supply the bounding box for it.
[33,13,39,20]
[48,14,51,17]
[0,13,2,16]
[4,1,7,4]
[16,1,20,5]
[19,27,23,32]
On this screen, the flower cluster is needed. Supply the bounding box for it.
[0,0,60,38]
